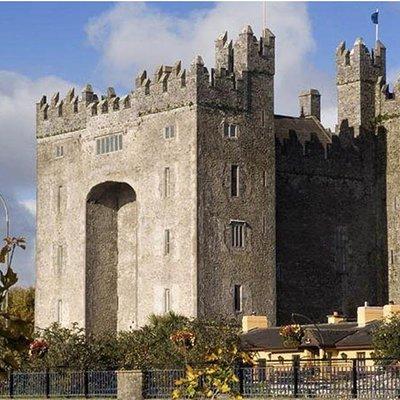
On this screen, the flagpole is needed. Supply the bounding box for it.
[375,9,379,41]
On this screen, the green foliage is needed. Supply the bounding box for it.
[8,287,35,333]
[118,312,242,370]
[0,237,29,377]
[23,312,243,372]
[25,323,119,371]
[372,313,400,363]
[172,346,253,400]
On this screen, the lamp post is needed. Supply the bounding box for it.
[0,192,10,315]
[291,312,326,359]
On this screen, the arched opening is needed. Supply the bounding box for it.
[86,181,137,336]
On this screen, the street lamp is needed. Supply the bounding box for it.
[0,192,10,315]
[291,312,326,358]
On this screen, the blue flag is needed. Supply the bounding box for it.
[371,10,379,25]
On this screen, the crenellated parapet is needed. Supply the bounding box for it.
[336,38,385,85]
[276,128,379,180]
[36,25,275,138]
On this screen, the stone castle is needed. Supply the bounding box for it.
[34,25,400,334]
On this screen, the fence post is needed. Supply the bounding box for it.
[351,359,358,398]
[45,369,50,399]
[293,359,299,398]
[8,370,14,399]
[84,370,89,398]
[237,367,244,395]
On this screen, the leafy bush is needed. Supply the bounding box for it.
[372,313,400,363]
[24,312,243,372]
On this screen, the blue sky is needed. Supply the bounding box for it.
[1,2,399,88]
[0,1,399,285]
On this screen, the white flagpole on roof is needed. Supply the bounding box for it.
[376,9,379,42]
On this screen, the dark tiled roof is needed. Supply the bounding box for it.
[274,114,331,147]
[335,322,379,349]
[240,321,376,352]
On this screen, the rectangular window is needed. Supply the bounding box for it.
[55,145,64,158]
[57,299,62,324]
[231,222,245,248]
[164,229,170,255]
[164,125,175,139]
[356,352,366,367]
[230,165,239,197]
[57,245,63,272]
[234,285,242,312]
[164,289,171,313]
[224,123,238,138]
[57,185,63,213]
[261,110,266,127]
[262,215,267,235]
[96,133,123,155]
[263,171,267,187]
[164,167,171,198]
[391,250,395,265]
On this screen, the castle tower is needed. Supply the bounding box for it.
[35,26,277,333]
[336,38,386,135]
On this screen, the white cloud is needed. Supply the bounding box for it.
[86,1,337,127]
[0,71,72,285]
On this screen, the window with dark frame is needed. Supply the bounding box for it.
[231,165,239,197]
[164,229,170,255]
[164,125,175,139]
[234,284,242,312]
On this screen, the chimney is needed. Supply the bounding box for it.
[242,315,269,333]
[357,302,384,327]
[299,89,321,121]
[327,311,346,324]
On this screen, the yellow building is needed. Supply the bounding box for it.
[241,303,400,367]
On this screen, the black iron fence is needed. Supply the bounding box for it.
[143,361,400,399]
[0,371,117,398]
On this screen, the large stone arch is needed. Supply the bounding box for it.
[86,181,137,336]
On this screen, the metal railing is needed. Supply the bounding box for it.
[0,371,117,398]
[143,361,400,399]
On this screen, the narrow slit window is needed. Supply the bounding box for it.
[57,186,63,213]
[164,289,171,313]
[57,245,63,272]
[57,299,63,324]
[164,229,170,255]
[263,171,267,187]
[234,285,242,312]
[55,145,64,158]
[231,165,239,197]
[164,167,171,198]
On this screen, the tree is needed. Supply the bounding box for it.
[8,287,35,334]
[372,313,400,363]
[0,236,29,376]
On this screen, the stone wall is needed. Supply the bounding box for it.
[276,133,388,323]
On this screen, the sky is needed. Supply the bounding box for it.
[1,1,399,286]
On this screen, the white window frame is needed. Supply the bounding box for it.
[55,145,64,159]
[164,125,175,139]
[231,221,245,248]
[164,289,171,313]
[224,123,238,139]
[96,133,123,155]
[57,299,63,324]
[164,167,171,198]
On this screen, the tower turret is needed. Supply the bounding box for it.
[336,38,386,135]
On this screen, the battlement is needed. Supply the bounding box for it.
[276,128,379,180]
[36,26,275,138]
[336,38,386,85]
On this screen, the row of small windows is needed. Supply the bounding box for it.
[96,133,123,155]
